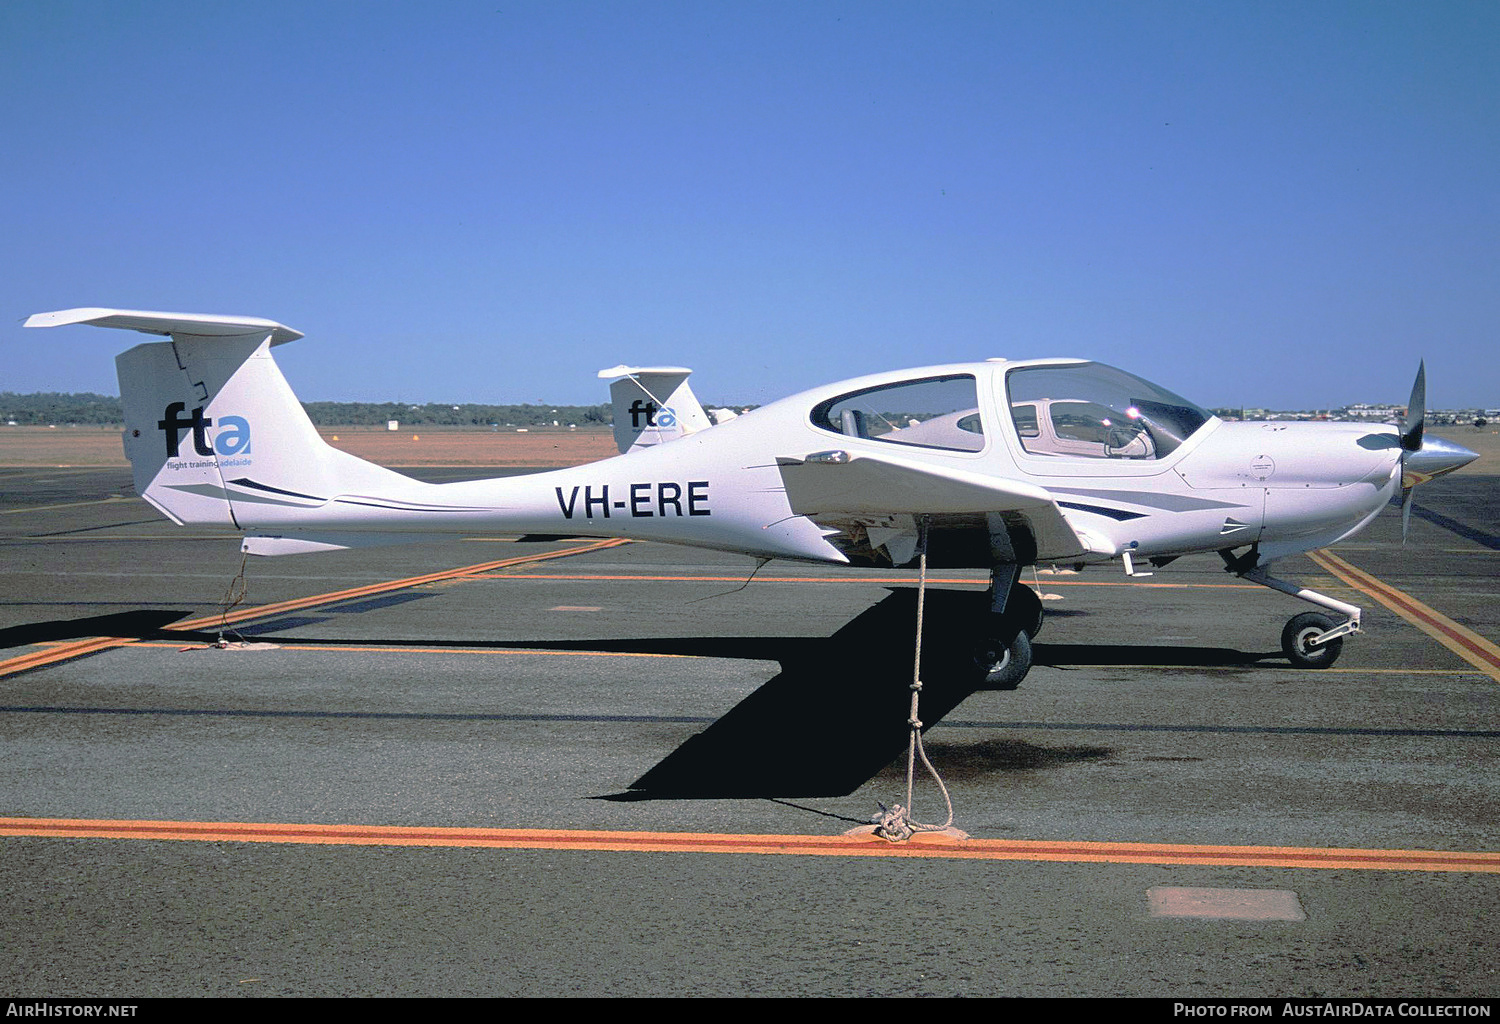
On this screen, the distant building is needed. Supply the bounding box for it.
[1341,403,1402,421]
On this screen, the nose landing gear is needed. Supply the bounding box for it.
[1223,549,1362,669]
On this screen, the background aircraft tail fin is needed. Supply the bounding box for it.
[597,365,714,454]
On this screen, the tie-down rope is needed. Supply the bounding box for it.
[871,516,958,842]
[215,550,251,647]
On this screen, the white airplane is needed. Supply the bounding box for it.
[26,307,1479,686]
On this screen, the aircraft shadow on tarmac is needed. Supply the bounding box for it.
[6,592,1277,799]
[0,609,191,649]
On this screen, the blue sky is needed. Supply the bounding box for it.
[4,1,1497,410]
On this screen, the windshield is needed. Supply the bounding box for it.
[1004,363,1210,460]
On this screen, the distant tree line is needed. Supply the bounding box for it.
[0,392,612,427]
[0,392,123,424]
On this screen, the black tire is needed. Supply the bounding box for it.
[1282,612,1343,669]
[1005,582,1045,640]
[975,629,1032,690]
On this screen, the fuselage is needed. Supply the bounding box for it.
[226,358,1447,570]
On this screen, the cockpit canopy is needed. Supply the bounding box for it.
[1005,363,1210,460]
[806,361,1212,462]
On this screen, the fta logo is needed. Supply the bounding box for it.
[628,399,676,430]
[157,402,252,457]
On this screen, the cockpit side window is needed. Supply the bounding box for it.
[1004,364,1210,460]
[811,374,985,453]
[1011,403,1041,438]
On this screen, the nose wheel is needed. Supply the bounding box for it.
[1281,612,1345,669]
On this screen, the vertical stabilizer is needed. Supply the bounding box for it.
[115,335,264,525]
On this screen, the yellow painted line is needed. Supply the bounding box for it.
[0,538,631,680]
[1336,545,1500,555]
[1311,549,1500,684]
[1,817,1496,873]
[1,495,141,515]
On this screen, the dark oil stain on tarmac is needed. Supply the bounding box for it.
[880,738,1116,780]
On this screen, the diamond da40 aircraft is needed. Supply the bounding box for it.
[27,307,1479,686]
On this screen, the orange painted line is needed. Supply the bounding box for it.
[0,636,134,677]
[0,539,630,680]
[1,817,1496,873]
[1310,549,1500,683]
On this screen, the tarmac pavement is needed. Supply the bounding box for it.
[1,465,1496,998]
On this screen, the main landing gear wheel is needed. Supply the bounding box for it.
[974,629,1032,690]
[1282,612,1344,669]
[1009,583,1044,640]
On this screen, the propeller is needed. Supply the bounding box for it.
[1398,361,1425,544]
[1395,360,1479,544]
